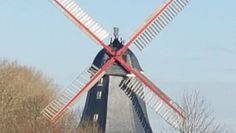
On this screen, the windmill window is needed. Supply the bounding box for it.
[93,114,99,121]
[122,54,132,66]
[97,78,103,86]
[122,54,127,62]
[96,91,102,99]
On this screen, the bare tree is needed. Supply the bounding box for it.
[160,91,227,133]
[0,60,104,133]
[0,60,73,132]
[0,60,55,132]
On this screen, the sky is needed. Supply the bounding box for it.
[0,0,236,132]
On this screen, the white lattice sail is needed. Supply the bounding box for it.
[41,65,105,121]
[120,75,186,129]
[130,0,190,51]
[52,0,109,42]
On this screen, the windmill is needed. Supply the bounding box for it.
[41,0,191,132]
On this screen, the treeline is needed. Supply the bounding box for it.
[1,60,228,133]
[0,60,101,133]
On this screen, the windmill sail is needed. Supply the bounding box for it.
[51,0,109,46]
[41,0,194,131]
[127,0,190,51]
[41,64,104,122]
[120,74,185,129]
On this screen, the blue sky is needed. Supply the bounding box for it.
[0,0,236,132]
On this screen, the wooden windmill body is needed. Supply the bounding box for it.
[81,35,153,132]
[41,0,191,132]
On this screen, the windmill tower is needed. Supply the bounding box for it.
[81,27,153,133]
[41,0,191,132]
